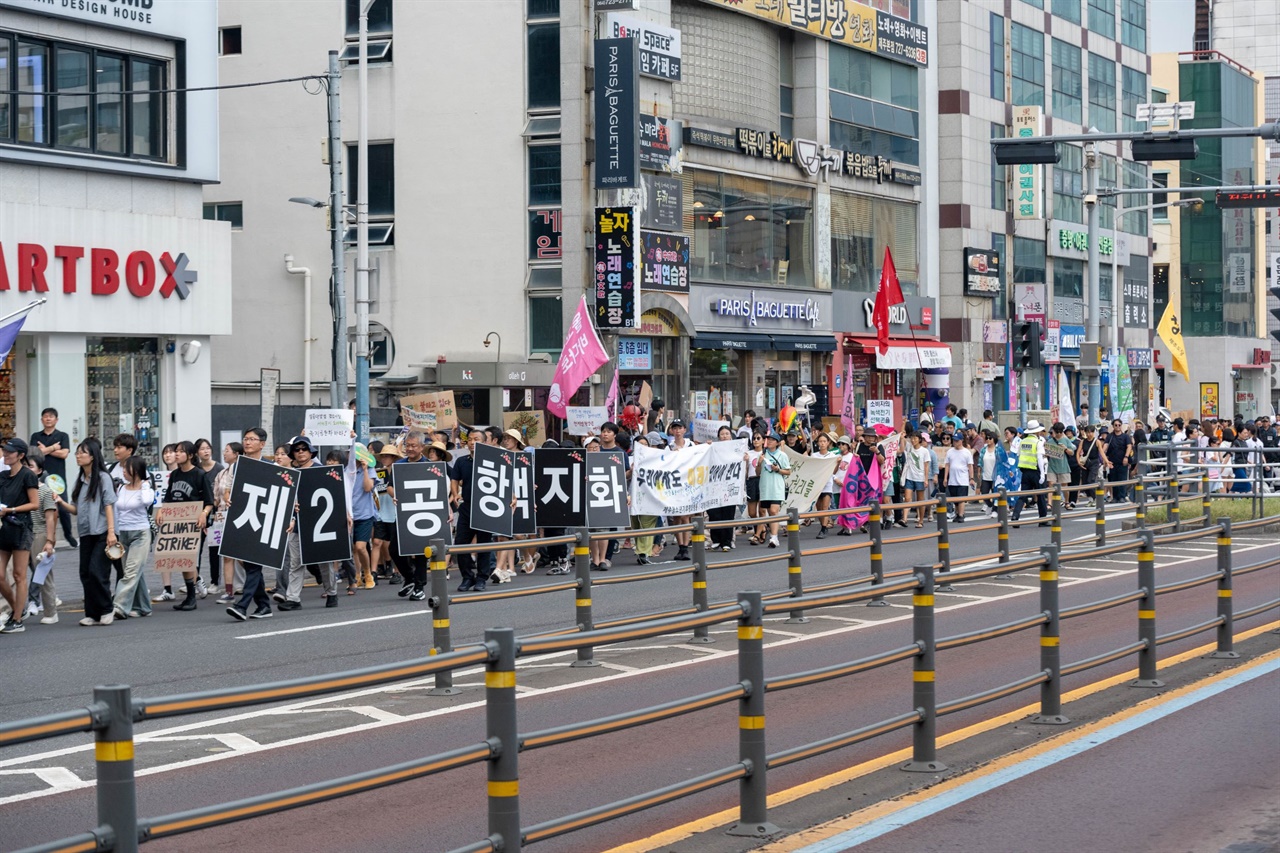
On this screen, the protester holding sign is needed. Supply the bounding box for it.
[276,435,343,611]
[706,425,741,552]
[666,420,694,560]
[810,432,841,539]
[160,441,213,611]
[452,430,494,592]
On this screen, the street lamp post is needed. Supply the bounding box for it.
[354,0,375,441]
[1085,135,1102,421]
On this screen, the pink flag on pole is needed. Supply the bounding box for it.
[547,296,610,419]
[605,368,620,418]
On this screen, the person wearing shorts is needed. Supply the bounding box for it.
[346,444,377,591]
[901,431,932,527]
[1045,423,1074,500]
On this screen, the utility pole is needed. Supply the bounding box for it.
[327,50,347,412]
[1085,136,1101,421]
[355,0,374,440]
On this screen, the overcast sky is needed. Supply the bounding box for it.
[1150,0,1196,53]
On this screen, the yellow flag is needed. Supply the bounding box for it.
[1156,301,1189,382]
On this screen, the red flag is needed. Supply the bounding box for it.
[872,248,905,355]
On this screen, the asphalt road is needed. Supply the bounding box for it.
[2,508,1277,853]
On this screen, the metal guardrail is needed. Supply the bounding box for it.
[5,489,1279,853]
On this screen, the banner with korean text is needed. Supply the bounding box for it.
[631,439,747,516]
[780,446,840,513]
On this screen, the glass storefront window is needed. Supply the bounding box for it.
[830,191,918,294]
[685,170,813,288]
[85,337,162,468]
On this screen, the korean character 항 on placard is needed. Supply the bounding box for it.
[588,462,625,516]
[476,456,511,519]
[401,477,446,538]
[233,483,291,549]
[541,462,582,512]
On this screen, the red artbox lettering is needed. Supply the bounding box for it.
[124,251,156,297]
[91,248,120,295]
[54,245,84,293]
[18,243,49,293]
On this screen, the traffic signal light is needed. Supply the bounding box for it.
[1270,285,1280,345]
[1015,321,1044,371]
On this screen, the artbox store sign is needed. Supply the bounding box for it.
[0,202,231,336]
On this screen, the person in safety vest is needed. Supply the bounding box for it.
[1010,420,1049,525]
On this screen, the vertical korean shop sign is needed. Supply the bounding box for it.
[594,38,640,189]
[1012,106,1043,221]
[595,206,639,329]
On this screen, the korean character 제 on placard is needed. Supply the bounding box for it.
[401,477,447,538]
[234,483,291,549]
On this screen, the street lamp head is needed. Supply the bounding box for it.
[289,197,326,209]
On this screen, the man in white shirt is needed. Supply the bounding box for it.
[942,436,976,523]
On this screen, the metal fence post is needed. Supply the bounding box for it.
[935,497,952,592]
[996,488,1010,564]
[690,517,712,644]
[94,685,138,853]
[427,539,460,695]
[1201,472,1212,528]
[1133,529,1163,688]
[485,628,521,853]
[572,528,599,668]
[784,508,808,624]
[1211,517,1239,659]
[867,500,887,607]
[1134,478,1147,530]
[1050,486,1063,548]
[1170,471,1181,532]
[728,591,780,838]
[1094,483,1107,548]
[1030,545,1069,725]
[902,564,946,773]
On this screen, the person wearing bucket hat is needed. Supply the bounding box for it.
[369,444,403,583]
[1010,420,1049,524]
[273,434,341,612]
[756,432,791,548]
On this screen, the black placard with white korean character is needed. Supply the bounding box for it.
[297,465,353,565]
[533,448,587,528]
[585,451,629,529]
[220,456,299,570]
[392,461,453,557]
[469,443,514,537]
[512,451,536,535]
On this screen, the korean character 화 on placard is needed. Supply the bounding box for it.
[588,460,625,516]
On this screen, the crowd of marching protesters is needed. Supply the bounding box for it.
[0,401,1275,635]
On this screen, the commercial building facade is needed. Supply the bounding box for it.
[212,0,941,436]
[0,0,230,463]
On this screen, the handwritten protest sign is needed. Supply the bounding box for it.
[153,502,204,574]
[866,399,894,428]
[503,410,545,445]
[780,446,840,512]
[400,391,457,430]
[565,406,609,436]
[401,407,437,432]
[691,419,729,444]
[304,409,354,445]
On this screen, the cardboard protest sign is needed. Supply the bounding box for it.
[565,406,609,436]
[586,451,629,528]
[220,456,298,570]
[401,391,457,430]
[304,409,354,445]
[511,450,536,535]
[533,447,587,528]
[691,419,729,444]
[152,502,204,575]
[780,446,840,513]
[631,440,747,516]
[469,443,514,537]
[401,407,437,432]
[297,465,352,564]
[392,461,452,556]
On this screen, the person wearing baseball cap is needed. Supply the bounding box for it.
[274,434,340,612]
[1010,420,1049,525]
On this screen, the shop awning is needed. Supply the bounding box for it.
[691,334,836,352]
[843,336,952,369]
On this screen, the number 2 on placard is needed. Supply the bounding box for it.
[311,490,336,542]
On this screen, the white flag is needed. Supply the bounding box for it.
[1057,367,1076,430]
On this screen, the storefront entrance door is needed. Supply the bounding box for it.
[86,338,161,466]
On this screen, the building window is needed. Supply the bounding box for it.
[203,202,243,230]
[1053,143,1084,223]
[1121,161,1148,236]
[1152,263,1168,318]
[1088,0,1115,41]
[1054,258,1084,299]
[345,142,395,245]
[829,44,919,166]
[0,33,167,160]
[830,191,918,294]
[1051,39,1082,124]
[1011,23,1044,108]
[219,27,242,57]
[1088,52,1116,132]
[991,14,1005,100]
[528,144,561,206]
[345,0,392,35]
[1150,171,1169,218]
[779,31,794,138]
[527,22,560,110]
[1014,236,1045,284]
[686,170,815,289]
[992,123,1007,212]
[1100,265,1113,303]
[1120,0,1146,52]
[1121,66,1146,132]
[1052,0,1081,24]
[529,294,563,354]
[527,0,558,18]
[1021,0,1044,7]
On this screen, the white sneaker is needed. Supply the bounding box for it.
[40,614,59,625]
[24,601,40,618]
[216,593,235,604]
[767,536,779,548]
[98,612,114,626]
[152,590,175,602]
[79,617,97,627]
[196,578,208,599]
